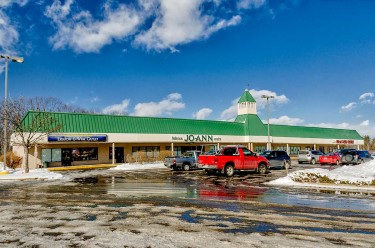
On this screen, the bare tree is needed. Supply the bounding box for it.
[1,96,90,172]
[0,96,90,155]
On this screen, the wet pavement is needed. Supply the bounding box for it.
[0,164,375,247]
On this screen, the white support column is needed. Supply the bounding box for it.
[34,144,38,168]
[248,143,251,149]
[286,144,290,154]
[314,144,316,150]
[112,143,115,164]
[337,144,340,150]
[171,143,174,156]
[357,144,360,150]
[217,143,220,150]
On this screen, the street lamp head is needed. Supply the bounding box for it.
[0,55,24,63]
[261,95,275,99]
[11,56,24,63]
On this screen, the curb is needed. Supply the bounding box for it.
[47,164,119,171]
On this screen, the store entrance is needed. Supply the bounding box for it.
[61,148,72,166]
[109,147,125,163]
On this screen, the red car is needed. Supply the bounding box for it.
[319,152,341,165]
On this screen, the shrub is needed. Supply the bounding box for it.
[0,152,22,169]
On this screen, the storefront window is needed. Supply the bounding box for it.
[289,146,300,155]
[42,148,62,162]
[275,146,287,151]
[132,146,160,158]
[71,148,98,161]
[254,146,267,153]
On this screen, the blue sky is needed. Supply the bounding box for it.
[1,0,375,137]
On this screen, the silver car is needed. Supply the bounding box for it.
[298,150,324,165]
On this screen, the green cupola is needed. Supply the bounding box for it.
[237,89,257,115]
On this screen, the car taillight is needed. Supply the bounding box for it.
[173,158,176,164]
[214,157,218,164]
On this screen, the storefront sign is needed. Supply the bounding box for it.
[172,135,222,142]
[336,140,354,144]
[48,135,107,142]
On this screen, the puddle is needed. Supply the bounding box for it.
[261,188,375,212]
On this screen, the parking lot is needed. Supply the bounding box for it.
[0,162,374,247]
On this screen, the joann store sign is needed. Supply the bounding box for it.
[172,134,222,142]
[48,135,107,142]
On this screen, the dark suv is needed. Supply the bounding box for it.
[356,150,373,164]
[259,150,291,169]
[339,149,373,165]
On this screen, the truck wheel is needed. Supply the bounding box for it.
[258,164,267,175]
[183,164,190,171]
[224,165,234,177]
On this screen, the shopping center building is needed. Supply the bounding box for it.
[12,90,364,169]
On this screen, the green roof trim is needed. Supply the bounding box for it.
[20,111,363,141]
[22,111,245,136]
[270,124,363,140]
[238,90,256,103]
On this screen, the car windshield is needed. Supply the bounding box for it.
[259,151,271,156]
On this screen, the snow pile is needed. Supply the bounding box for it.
[110,162,166,171]
[269,160,375,187]
[0,168,65,180]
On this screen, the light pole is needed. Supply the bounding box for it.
[261,94,274,151]
[0,55,24,170]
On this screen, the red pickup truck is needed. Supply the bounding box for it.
[198,145,269,177]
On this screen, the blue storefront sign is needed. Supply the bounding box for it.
[48,135,107,142]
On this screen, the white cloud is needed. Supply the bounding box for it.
[360,120,369,127]
[134,0,242,52]
[102,99,130,115]
[220,97,239,121]
[0,1,27,56]
[132,93,185,117]
[340,102,356,112]
[193,108,213,120]
[237,0,266,10]
[359,92,374,104]
[359,92,374,100]
[45,1,142,53]
[249,89,289,111]
[268,115,304,125]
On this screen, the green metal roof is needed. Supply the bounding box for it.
[238,90,256,103]
[20,111,363,141]
[22,111,245,135]
[235,114,267,136]
[270,124,363,140]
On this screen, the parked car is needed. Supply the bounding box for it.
[259,150,291,169]
[298,150,324,165]
[356,150,373,164]
[164,150,201,171]
[338,149,373,165]
[371,152,375,159]
[319,152,341,165]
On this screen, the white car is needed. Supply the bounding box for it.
[371,153,375,159]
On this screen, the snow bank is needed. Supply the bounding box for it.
[0,168,65,180]
[268,160,375,189]
[110,162,166,171]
